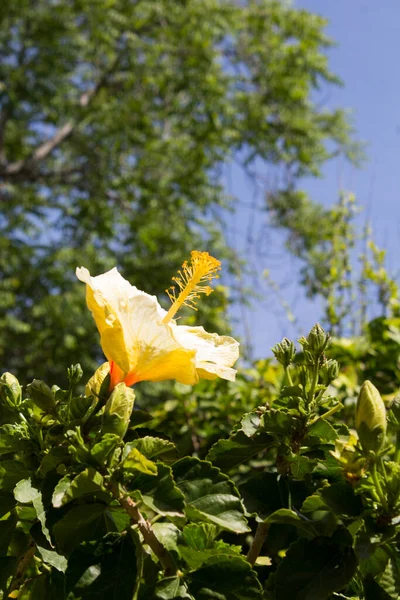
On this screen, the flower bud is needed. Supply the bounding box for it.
[26,379,56,412]
[85,363,111,403]
[272,338,296,368]
[299,323,331,359]
[0,372,22,408]
[356,380,387,454]
[102,383,135,438]
[319,359,340,385]
[67,364,83,386]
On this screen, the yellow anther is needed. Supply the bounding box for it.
[162,251,221,324]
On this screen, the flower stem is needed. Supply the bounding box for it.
[370,459,388,512]
[246,522,269,566]
[110,481,177,576]
[284,367,293,387]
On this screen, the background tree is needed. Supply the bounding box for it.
[0,0,356,383]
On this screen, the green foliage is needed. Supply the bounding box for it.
[0,0,357,383]
[0,320,399,598]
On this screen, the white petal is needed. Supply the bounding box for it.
[172,325,239,381]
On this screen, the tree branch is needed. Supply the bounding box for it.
[110,481,177,577]
[1,55,120,179]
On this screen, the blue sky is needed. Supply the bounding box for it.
[227,0,400,358]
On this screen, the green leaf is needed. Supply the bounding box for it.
[289,455,314,478]
[206,431,273,471]
[320,482,363,517]
[379,556,400,598]
[153,522,181,554]
[69,394,95,421]
[239,472,282,520]
[275,528,357,600]
[26,380,56,411]
[129,437,178,463]
[0,492,16,518]
[123,448,158,476]
[265,509,317,537]
[0,424,30,455]
[172,457,250,534]
[307,419,338,442]
[0,557,17,593]
[186,555,263,599]
[91,434,121,466]
[52,468,107,507]
[130,464,185,517]
[53,504,118,554]
[241,410,262,437]
[38,447,71,476]
[103,383,135,438]
[182,523,217,550]
[301,494,326,513]
[0,512,17,556]
[0,459,31,492]
[14,478,52,546]
[130,409,153,428]
[67,531,142,600]
[154,576,193,600]
[179,545,242,571]
[37,546,68,573]
[261,409,296,435]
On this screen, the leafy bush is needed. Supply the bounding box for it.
[0,259,399,599]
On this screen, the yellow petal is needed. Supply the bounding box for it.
[171,325,239,382]
[76,267,198,386]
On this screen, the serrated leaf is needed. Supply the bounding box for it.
[320,482,363,517]
[241,411,262,437]
[289,455,314,478]
[301,494,326,513]
[275,529,357,600]
[123,448,158,475]
[130,463,185,517]
[154,576,193,600]
[53,504,118,554]
[0,460,31,492]
[67,531,142,600]
[186,555,263,600]
[206,431,273,471]
[379,556,400,598]
[129,437,178,463]
[152,522,181,554]
[182,523,218,550]
[37,546,68,573]
[172,457,249,534]
[52,468,106,508]
[130,409,153,428]
[261,409,296,435]
[265,509,317,537]
[91,433,121,466]
[239,472,282,520]
[307,419,338,441]
[14,478,52,546]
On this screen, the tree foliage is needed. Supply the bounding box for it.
[0,0,356,382]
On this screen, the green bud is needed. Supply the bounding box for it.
[85,362,111,403]
[299,323,331,359]
[319,359,340,385]
[0,372,22,408]
[67,364,83,386]
[103,383,135,438]
[272,337,296,368]
[356,380,387,454]
[26,379,56,412]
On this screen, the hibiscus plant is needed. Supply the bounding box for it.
[0,253,399,599]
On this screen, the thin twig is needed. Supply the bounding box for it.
[7,538,36,595]
[246,522,269,566]
[110,481,177,576]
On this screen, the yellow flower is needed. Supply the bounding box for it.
[76,252,239,389]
